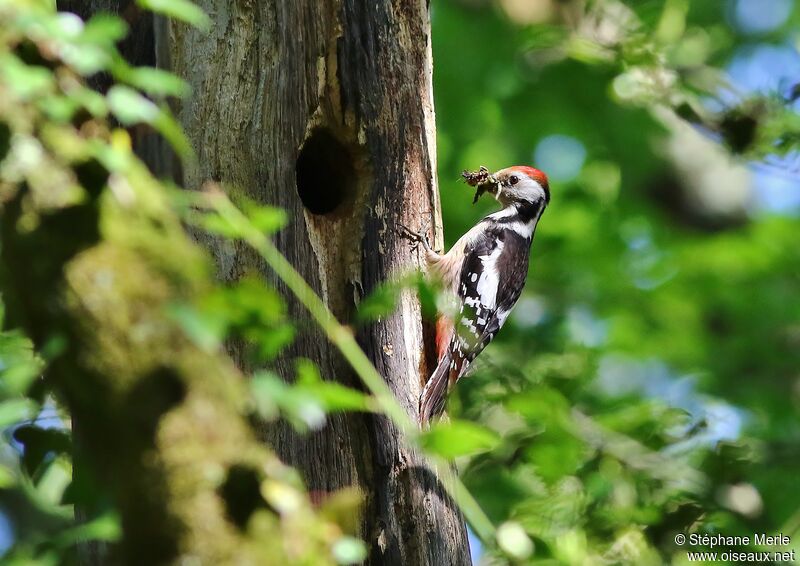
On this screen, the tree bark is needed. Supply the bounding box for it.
[166,2,470,564]
[58,0,471,564]
[0,150,347,564]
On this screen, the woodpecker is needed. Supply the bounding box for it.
[402,166,550,425]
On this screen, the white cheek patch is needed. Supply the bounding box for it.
[516,180,546,204]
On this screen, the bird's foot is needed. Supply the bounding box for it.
[397,222,433,254]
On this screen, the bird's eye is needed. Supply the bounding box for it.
[509,175,519,185]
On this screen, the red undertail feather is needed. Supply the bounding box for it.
[420,352,457,426]
[420,335,469,425]
[435,316,453,360]
[421,316,456,425]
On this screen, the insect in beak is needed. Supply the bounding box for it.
[462,166,499,204]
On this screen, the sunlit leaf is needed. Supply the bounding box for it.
[0,465,15,488]
[294,359,371,412]
[260,479,304,514]
[71,86,108,117]
[61,43,109,75]
[250,371,284,421]
[52,512,121,546]
[306,381,371,413]
[241,199,288,234]
[36,454,72,507]
[356,282,401,322]
[332,536,367,565]
[2,55,54,98]
[0,399,37,428]
[168,302,226,351]
[200,213,242,239]
[252,323,295,360]
[420,420,501,459]
[198,211,243,239]
[497,521,534,560]
[152,106,193,157]
[82,14,129,45]
[119,66,190,98]
[137,0,210,29]
[107,85,159,125]
[0,330,44,395]
[39,95,79,122]
[251,371,326,431]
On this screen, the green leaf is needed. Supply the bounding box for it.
[82,14,129,45]
[250,371,284,421]
[2,55,55,99]
[0,465,15,488]
[198,212,243,239]
[39,95,79,123]
[137,0,210,29]
[295,358,323,385]
[119,66,189,98]
[414,275,441,320]
[0,399,36,428]
[107,85,159,125]
[332,536,368,565]
[61,44,109,76]
[168,303,226,351]
[356,282,401,322]
[35,454,72,507]
[305,381,371,413]
[497,521,534,560]
[242,199,288,234]
[252,323,295,361]
[420,419,501,459]
[294,359,371,412]
[72,86,108,117]
[152,106,193,157]
[251,371,326,431]
[0,330,44,395]
[53,512,121,546]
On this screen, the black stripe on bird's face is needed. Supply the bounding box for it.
[491,200,546,229]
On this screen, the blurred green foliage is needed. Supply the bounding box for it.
[432,0,800,563]
[0,1,366,563]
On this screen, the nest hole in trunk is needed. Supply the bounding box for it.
[296,127,357,216]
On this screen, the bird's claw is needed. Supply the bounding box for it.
[397,222,432,253]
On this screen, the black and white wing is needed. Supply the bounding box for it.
[448,226,531,380]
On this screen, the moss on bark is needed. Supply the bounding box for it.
[0,167,339,565]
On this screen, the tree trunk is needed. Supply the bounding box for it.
[168,2,471,564]
[59,0,471,563]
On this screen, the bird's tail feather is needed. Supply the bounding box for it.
[419,352,453,426]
